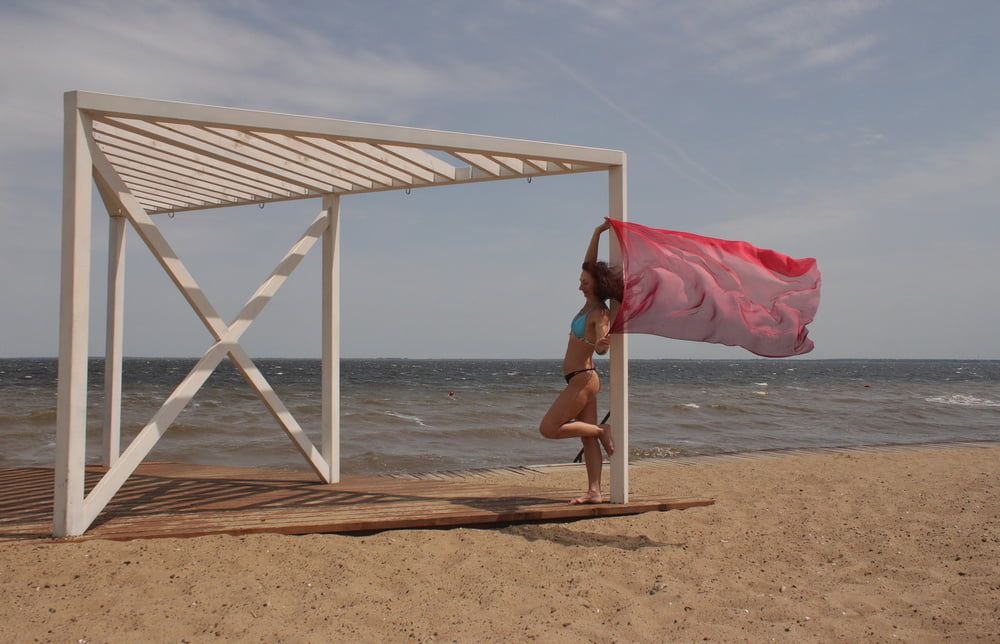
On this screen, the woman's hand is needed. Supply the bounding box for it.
[594,336,611,355]
[595,220,610,234]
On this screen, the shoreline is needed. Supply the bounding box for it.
[2,443,997,641]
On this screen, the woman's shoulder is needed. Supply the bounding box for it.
[588,303,611,318]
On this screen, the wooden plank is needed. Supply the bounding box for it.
[116,171,236,205]
[0,463,714,541]
[105,152,269,202]
[340,141,435,183]
[103,116,327,195]
[379,144,457,180]
[206,126,358,191]
[123,184,199,209]
[134,157,608,217]
[490,155,524,173]
[93,124,292,199]
[452,151,502,176]
[254,132,389,188]
[164,122,344,193]
[301,137,410,185]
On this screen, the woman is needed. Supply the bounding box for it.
[538,220,623,504]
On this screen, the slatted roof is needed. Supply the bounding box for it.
[75,91,625,215]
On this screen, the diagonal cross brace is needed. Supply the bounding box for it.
[81,131,334,531]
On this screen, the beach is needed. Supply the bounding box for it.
[1,443,997,642]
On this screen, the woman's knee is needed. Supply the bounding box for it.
[538,419,561,439]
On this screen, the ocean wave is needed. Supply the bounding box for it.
[681,403,700,409]
[384,410,429,426]
[631,445,683,458]
[925,394,1000,408]
[707,403,750,413]
[449,426,530,439]
[7,408,59,425]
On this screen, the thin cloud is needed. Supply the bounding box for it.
[799,34,878,69]
[542,52,738,195]
[672,0,884,83]
[0,1,519,151]
[552,0,652,24]
[705,124,1000,247]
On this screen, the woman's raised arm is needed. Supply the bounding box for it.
[584,220,610,264]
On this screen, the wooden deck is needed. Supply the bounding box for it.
[0,463,714,541]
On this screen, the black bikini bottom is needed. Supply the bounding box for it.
[563,368,596,384]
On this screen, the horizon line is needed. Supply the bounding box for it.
[2,356,999,362]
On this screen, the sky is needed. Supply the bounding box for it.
[1,0,998,360]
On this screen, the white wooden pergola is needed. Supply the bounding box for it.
[55,91,630,537]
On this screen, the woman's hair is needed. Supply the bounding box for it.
[582,260,624,303]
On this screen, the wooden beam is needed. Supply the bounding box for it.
[206,126,359,191]
[76,91,626,165]
[246,131,382,189]
[124,185,200,209]
[490,155,524,174]
[134,198,181,213]
[136,159,609,216]
[116,169,240,204]
[98,145,266,201]
[452,152,501,176]
[339,141,435,183]
[102,116,325,195]
[160,122,344,193]
[125,188,192,211]
[98,189,126,468]
[608,161,629,504]
[321,194,341,484]
[303,137,412,186]
[54,93,92,537]
[379,144,457,180]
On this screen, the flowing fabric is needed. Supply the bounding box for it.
[608,219,821,357]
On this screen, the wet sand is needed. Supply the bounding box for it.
[2,444,997,642]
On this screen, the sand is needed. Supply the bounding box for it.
[2,444,997,642]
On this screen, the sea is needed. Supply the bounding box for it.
[1,358,998,475]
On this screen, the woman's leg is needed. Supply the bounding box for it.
[539,372,613,454]
[572,438,604,504]
[538,376,598,439]
[571,391,604,504]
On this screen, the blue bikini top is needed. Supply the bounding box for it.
[570,306,594,339]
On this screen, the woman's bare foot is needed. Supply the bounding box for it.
[568,491,603,505]
[598,423,615,456]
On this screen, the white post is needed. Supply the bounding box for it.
[608,160,629,504]
[102,213,126,467]
[55,92,93,536]
[321,194,341,483]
